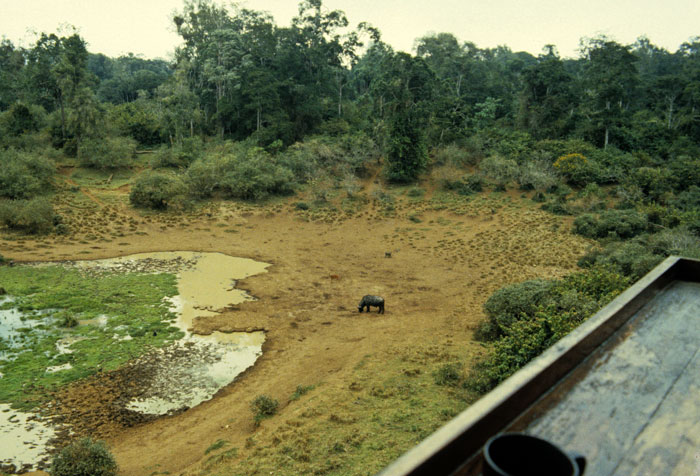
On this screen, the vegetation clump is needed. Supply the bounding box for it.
[467,266,630,394]
[0,148,55,200]
[129,171,188,210]
[78,136,136,169]
[251,394,279,425]
[49,438,118,476]
[0,197,57,234]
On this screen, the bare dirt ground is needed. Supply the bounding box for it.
[2,174,592,475]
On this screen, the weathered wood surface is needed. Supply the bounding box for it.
[521,281,700,476]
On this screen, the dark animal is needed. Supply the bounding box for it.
[358,295,385,314]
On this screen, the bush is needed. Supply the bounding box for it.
[49,438,118,476]
[107,100,163,146]
[0,149,55,199]
[78,136,136,169]
[479,155,518,189]
[217,148,295,200]
[1,102,42,136]
[434,363,462,386]
[627,167,673,203]
[279,134,379,182]
[648,227,700,259]
[479,279,556,340]
[431,144,479,167]
[129,172,188,210]
[436,167,485,196]
[0,197,56,234]
[573,209,649,240]
[579,241,661,281]
[467,266,629,394]
[516,159,561,191]
[151,137,202,169]
[290,384,315,401]
[668,155,700,191]
[251,394,279,425]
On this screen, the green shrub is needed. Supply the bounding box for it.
[129,172,188,210]
[0,197,56,234]
[0,149,55,199]
[431,144,478,167]
[467,266,629,394]
[573,209,649,239]
[279,134,379,182]
[479,155,519,188]
[1,102,42,136]
[668,155,700,191]
[434,363,462,386]
[290,384,315,401]
[151,137,202,169]
[251,394,279,425]
[648,227,700,259]
[78,136,136,169]
[49,438,118,476]
[217,148,295,200]
[107,100,163,146]
[185,147,296,201]
[516,159,561,191]
[479,279,556,340]
[627,167,673,203]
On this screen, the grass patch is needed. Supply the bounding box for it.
[0,264,182,410]
[290,384,316,401]
[204,439,230,455]
[212,347,477,476]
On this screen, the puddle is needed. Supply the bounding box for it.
[0,404,56,473]
[69,251,270,415]
[0,296,53,361]
[125,333,265,415]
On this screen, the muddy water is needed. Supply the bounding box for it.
[72,251,270,415]
[0,404,55,473]
[1,297,58,473]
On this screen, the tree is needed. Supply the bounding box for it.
[0,38,25,110]
[382,52,435,182]
[580,37,638,149]
[518,46,577,139]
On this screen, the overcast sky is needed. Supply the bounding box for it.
[1,0,698,60]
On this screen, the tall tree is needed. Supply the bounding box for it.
[580,37,638,148]
[0,39,26,110]
[381,52,434,182]
[518,45,577,139]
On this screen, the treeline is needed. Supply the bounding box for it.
[1,1,699,166]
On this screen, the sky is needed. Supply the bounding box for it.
[1,0,698,60]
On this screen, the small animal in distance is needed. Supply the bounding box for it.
[358,295,385,314]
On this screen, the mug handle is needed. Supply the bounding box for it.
[569,451,587,475]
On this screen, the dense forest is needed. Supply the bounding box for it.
[1,0,700,391]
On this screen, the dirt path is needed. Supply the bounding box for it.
[5,187,591,476]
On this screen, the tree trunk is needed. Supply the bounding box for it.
[604,127,609,149]
[338,82,343,117]
[59,96,66,140]
[604,100,611,149]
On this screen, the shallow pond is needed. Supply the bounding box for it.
[0,251,270,471]
[71,251,270,414]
